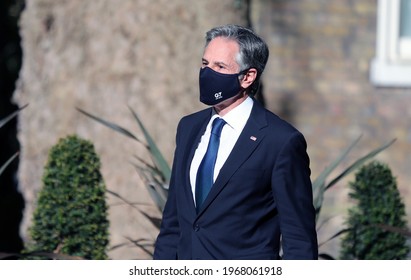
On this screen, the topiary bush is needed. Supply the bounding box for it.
[29,134,109,259]
[340,160,410,259]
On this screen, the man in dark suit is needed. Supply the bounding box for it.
[153,24,318,260]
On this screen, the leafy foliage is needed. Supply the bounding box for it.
[77,107,169,256]
[313,136,395,221]
[28,135,109,259]
[77,107,169,214]
[314,136,395,259]
[340,161,410,259]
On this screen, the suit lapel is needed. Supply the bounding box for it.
[196,101,268,216]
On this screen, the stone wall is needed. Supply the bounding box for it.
[14,0,247,259]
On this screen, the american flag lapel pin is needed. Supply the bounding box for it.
[250,136,257,141]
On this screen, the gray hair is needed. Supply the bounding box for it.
[205,24,269,95]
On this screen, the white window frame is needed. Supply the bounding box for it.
[398,0,411,59]
[370,0,411,87]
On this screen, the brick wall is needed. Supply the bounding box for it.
[252,0,411,257]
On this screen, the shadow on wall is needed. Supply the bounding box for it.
[277,91,297,125]
[0,0,25,256]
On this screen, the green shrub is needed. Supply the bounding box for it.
[340,160,410,259]
[29,135,109,259]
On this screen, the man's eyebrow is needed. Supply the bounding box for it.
[213,61,230,68]
[215,61,229,66]
[202,58,230,68]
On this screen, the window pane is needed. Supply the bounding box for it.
[400,0,411,37]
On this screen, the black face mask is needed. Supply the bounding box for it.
[199,67,246,106]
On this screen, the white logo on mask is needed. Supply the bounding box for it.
[214,92,222,100]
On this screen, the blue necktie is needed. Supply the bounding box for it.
[195,117,226,212]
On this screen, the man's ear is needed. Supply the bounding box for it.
[240,68,257,89]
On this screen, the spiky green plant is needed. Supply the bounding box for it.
[313,136,395,221]
[77,107,169,214]
[340,160,410,259]
[314,136,395,259]
[29,134,109,259]
[77,106,169,256]
[0,104,27,176]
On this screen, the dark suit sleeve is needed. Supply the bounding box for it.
[271,131,318,259]
[152,124,182,260]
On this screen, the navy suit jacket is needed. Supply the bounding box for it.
[153,100,318,260]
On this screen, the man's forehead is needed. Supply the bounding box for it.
[203,37,239,62]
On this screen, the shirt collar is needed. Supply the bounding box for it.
[212,96,254,131]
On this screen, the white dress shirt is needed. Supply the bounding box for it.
[190,96,254,203]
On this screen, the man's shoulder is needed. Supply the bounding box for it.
[265,110,298,132]
[253,101,300,135]
[255,103,306,146]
